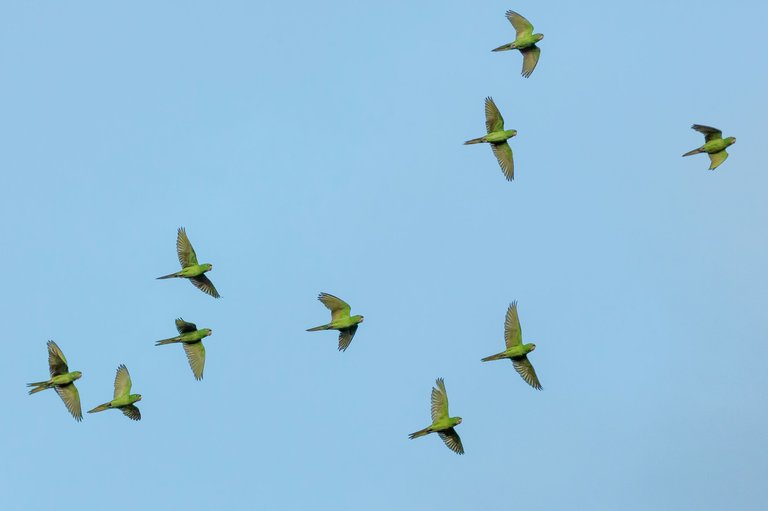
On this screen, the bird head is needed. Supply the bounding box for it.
[205,328,213,336]
[73,371,83,380]
[206,263,213,271]
[529,343,537,352]
[134,394,143,402]
[455,417,463,425]
[727,136,736,145]
[354,315,365,324]
[536,33,544,41]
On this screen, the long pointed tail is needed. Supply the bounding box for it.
[682,148,703,157]
[88,402,112,414]
[481,351,508,362]
[409,427,432,439]
[464,137,486,145]
[156,272,181,280]
[27,381,50,395]
[155,336,182,346]
[492,43,513,52]
[306,324,331,332]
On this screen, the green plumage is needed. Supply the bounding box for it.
[156,318,213,380]
[682,124,736,170]
[306,293,364,351]
[408,378,464,455]
[464,97,518,181]
[87,364,142,421]
[492,10,544,78]
[27,341,83,421]
[157,227,220,298]
[481,302,542,390]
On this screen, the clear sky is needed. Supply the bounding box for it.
[2,1,767,509]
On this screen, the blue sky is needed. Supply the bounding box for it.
[2,1,767,509]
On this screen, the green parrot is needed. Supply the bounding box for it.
[409,378,464,455]
[156,318,212,380]
[157,227,220,298]
[492,10,544,78]
[88,364,142,421]
[464,97,517,181]
[682,124,736,170]
[481,302,542,390]
[27,341,83,421]
[306,292,364,351]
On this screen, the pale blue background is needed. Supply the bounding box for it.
[2,1,767,509]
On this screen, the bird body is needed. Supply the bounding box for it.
[492,10,544,78]
[156,319,212,380]
[481,302,542,390]
[464,97,517,180]
[155,328,212,345]
[88,364,142,420]
[408,378,464,454]
[683,124,736,170]
[157,227,220,298]
[481,342,535,362]
[157,263,212,280]
[306,293,364,351]
[27,341,83,421]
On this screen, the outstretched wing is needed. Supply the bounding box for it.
[692,124,722,142]
[183,341,206,380]
[190,275,220,298]
[708,150,729,170]
[175,318,198,334]
[55,383,83,421]
[520,45,540,78]
[338,325,358,352]
[438,428,465,455]
[318,293,351,322]
[176,227,199,268]
[505,10,534,38]
[484,97,505,133]
[47,341,69,377]
[504,302,523,348]
[491,142,514,181]
[430,377,449,422]
[113,364,132,399]
[512,356,542,390]
[121,405,141,421]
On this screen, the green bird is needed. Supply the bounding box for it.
[682,124,736,170]
[88,364,142,421]
[464,97,517,181]
[306,292,364,352]
[27,341,83,421]
[157,227,220,298]
[156,318,213,380]
[492,10,544,78]
[409,378,464,455]
[481,302,542,390]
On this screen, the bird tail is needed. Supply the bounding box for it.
[464,137,486,145]
[408,427,432,439]
[481,351,508,362]
[88,402,112,414]
[26,381,50,394]
[156,272,181,280]
[492,43,513,52]
[155,336,182,346]
[682,148,703,157]
[306,324,331,332]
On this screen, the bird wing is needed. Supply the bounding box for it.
[55,383,82,421]
[692,124,722,142]
[175,318,198,334]
[183,341,206,380]
[708,150,729,170]
[121,405,141,421]
[318,293,351,322]
[491,142,515,181]
[47,340,69,377]
[520,45,540,78]
[505,10,534,38]
[338,324,358,352]
[190,275,220,298]
[484,97,505,133]
[430,377,449,422]
[113,364,132,399]
[504,302,523,348]
[438,428,465,455]
[176,227,199,267]
[513,356,542,390]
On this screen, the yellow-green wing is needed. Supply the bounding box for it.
[692,124,722,142]
[113,364,132,399]
[708,150,729,170]
[47,340,69,377]
[520,45,540,78]
[55,383,82,421]
[191,275,220,298]
[176,227,198,267]
[175,318,198,334]
[513,356,542,390]
[430,377,449,422]
[491,142,514,181]
[438,428,465,455]
[504,302,523,348]
[183,341,206,380]
[484,97,505,133]
[318,293,351,321]
[121,405,141,421]
[338,325,358,352]
[505,10,534,38]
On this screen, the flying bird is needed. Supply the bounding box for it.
[481,302,542,390]
[682,124,736,170]
[306,293,364,351]
[156,318,213,380]
[88,364,142,421]
[157,227,220,298]
[408,378,464,455]
[27,341,83,421]
[492,10,544,78]
[464,97,518,180]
